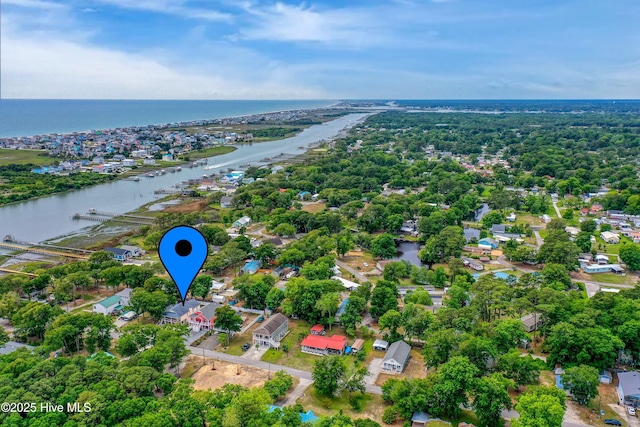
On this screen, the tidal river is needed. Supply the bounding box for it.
[0,113,369,243]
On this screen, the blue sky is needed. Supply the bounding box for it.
[2,0,639,99]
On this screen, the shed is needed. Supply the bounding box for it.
[351,339,365,354]
[373,339,389,351]
[411,411,430,426]
[600,370,613,384]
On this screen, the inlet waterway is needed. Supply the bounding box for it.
[0,113,369,243]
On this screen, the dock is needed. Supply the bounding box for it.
[72,209,155,225]
[0,268,37,277]
[0,241,89,259]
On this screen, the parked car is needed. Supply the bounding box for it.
[628,407,636,416]
[242,343,251,352]
[605,420,622,426]
[256,316,264,323]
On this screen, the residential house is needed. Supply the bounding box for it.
[220,196,234,208]
[188,302,219,331]
[541,214,552,223]
[241,260,261,275]
[590,204,603,214]
[600,231,620,244]
[382,340,411,373]
[160,299,201,325]
[584,264,624,274]
[631,231,640,243]
[310,324,326,335]
[331,276,360,291]
[0,341,35,355]
[93,295,122,315]
[253,313,289,348]
[103,247,132,261]
[115,288,132,307]
[122,159,136,167]
[617,371,640,407]
[210,280,227,293]
[232,216,252,229]
[373,339,389,351]
[297,191,311,200]
[120,245,144,257]
[478,238,499,250]
[565,227,580,238]
[300,334,348,356]
[462,257,484,271]
[595,254,610,264]
[520,313,542,333]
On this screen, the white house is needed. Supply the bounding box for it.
[232,216,252,229]
[253,314,289,348]
[93,295,122,315]
[115,288,132,307]
[600,231,620,244]
[382,340,411,373]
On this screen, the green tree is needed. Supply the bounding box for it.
[214,305,242,344]
[12,302,63,340]
[482,211,505,229]
[343,366,368,398]
[541,263,572,290]
[379,310,403,341]
[422,328,461,369]
[404,288,432,306]
[574,232,593,253]
[512,386,565,427]
[190,276,211,299]
[370,234,397,259]
[431,356,478,419]
[369,280,398,318]
[561,365,599,405]
[313,356,346,396]
[492,319,527,353]
[265,287,285,310]
[274,223,297,238]
[619,243,640,271]
[316,292,340,329]
[496,350,544,390]
[472,373,513,427]
[580,219,597,233]
[537,230,580,269]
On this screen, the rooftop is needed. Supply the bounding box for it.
[300,334,347,351]
[97,295,121,308]
[254,313,288,336]
[384,340,411,364]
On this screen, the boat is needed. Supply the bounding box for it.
[147,173,155,177]
[132,176,140,182]
[175,166,182,171]
[298,146,305,149]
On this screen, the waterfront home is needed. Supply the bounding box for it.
[382,340,411,374]
[103,247,132,261]
[160,299,201,325]
[300,334,347,356]
[93,295,122,316]
[120,245,144,257]
[253,313,289,348]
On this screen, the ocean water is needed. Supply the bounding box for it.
[0,99,335,138]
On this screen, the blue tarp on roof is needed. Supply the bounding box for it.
[555,374,565,390]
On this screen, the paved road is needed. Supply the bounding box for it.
[533,229,544,247]
[187,346,383,395]
[335,260,369,283]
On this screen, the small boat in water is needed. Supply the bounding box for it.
[175,166,182,171]
[147,173,154,177]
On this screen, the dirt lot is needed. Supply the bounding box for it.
[375,350,426,386]
[190,358,272,391]
[301,202,327,213]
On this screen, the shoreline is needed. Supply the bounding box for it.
[0,102,340,139]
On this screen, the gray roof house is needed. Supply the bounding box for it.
[161,299,201,325]
[220,196,234,208]
[617,371,640,407]
[253,313,289,348]
[382,340,411,373]
[373,339,389,351]
[521,313,542,332]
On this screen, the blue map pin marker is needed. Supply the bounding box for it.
[158,226,208,305]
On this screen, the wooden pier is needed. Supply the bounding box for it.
[72,213,153,225]
[0,268,37,277]
[0,241,89,259]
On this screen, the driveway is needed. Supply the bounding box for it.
[242,345,268,361]
[609,403,640,427]
[278,378,313,406]
[335,260,368,283]
[366,358,383,385]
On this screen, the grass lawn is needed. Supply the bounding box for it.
[179,145,236,160]
[261,321,375,371]
[587,273,629,285]
[0,148,52,166]
[298,389,387,424]
[593,236,632,256]
[546,205,558,218]
[514,212,545,227]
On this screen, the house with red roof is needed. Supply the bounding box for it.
[310,324,326,335]
[590,204,603,214]
[301,334,347,356]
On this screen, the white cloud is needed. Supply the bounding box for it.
[89,0,232,21]
[0,12,325,99]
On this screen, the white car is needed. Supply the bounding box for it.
[628,407,636,416]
